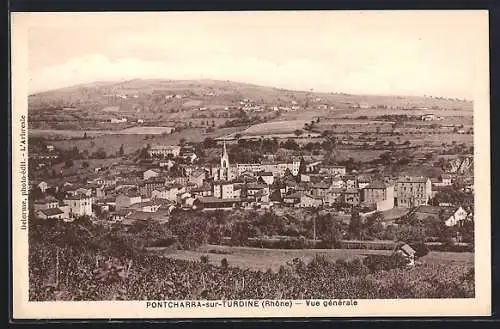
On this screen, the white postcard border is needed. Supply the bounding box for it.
[11,10,491,319]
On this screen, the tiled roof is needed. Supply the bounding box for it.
[39,208,64,216]
[398,176,429,183]
[198,196,242,203]
[365,181,388,189]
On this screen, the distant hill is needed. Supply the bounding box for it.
[28,78,473,113]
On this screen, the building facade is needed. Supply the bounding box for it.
[395,177,432,208]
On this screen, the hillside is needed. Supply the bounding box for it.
[28,78,473,113]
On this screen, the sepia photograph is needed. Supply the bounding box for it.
[11,10,491,318]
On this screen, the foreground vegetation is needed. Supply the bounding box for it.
[29,219,474,300]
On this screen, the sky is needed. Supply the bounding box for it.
[23,11,488,98]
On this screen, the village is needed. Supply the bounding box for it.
[29,129,474,250]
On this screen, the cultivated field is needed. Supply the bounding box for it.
[345,108,473,118]
[161,245,474,272]
[45,127,243,154]
[242,120,310,135]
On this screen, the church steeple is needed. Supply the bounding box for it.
[221,139,229,169]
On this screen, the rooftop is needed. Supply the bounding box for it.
[365,181,388,189]
[39,208,64,216]
[198,196,242,204]
[398,176,430,183]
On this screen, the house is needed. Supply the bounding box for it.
[46,145,55,152]
[73,187,92,197]
[256,172,274,185]
[444,206,469,227]
[357,177,371,189]
[111,209,132,222]
[33,197,59,211]
[361,182,395,211]
[318,165,346,177]
[128,200,163,213]
[421,114,439,121]
[195,196,242,211]
[164,184,185,202]
[188,169,206,187]
[63,196,93,218]
[330,177,345,189]
[213,181,235,199]
[139,178,167,197]
[298,194,323,208]
[158,159,175,169]
[37,181,49,193]
[190,184,213,197]
[343,176,357,189]
[283,192,302,207]
[441,174,453,186]
[143,169,160,180]
[395,243,416,266]
[414,205,469,227]
[341,189,360,206]
[395,176,432,208]
[246,183,270,197]
[115,193,142,210]
[148,144,181,158]
[36,208,65,220]
[300,174,311,182]
[311,182,330,197]
[305,161,322,173]
[323,188,343,207]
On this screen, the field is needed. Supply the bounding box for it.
[345,108,473,118]
[43,127,244,155]
[160,245,474,272]
[242,120,310,135]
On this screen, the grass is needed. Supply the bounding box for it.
[242,120,310,135]
[162,245,474,272]
[44,127,243,155]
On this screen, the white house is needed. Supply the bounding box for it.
[213,181,234,199]
[257,172,274,185]
[63,196,93,218]
[298,194,323,208]
[37,181,49,193]
[36,208,65,220]
[444,206,470,227]
[143,169,160,180]
[441,174,453,186]
[148,144,181,158]
[116,193,142,210]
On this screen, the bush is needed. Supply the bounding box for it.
[200,255,209,264]
[221,258,228,269]
[411,242,430,258]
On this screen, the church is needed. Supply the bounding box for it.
[210,141,237,181]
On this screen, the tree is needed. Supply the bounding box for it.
[179,138,187,146]
[294,129,303,137]
[94,148,107,159]
[64,159,74,168]
[119,144,125,156]
[282,138,299,150]
[83,132,87,139]
[348,210,363,240]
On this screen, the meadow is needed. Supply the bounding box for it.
[160,244,474,272]
[39,127,243,155]
[242,120,310,135]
